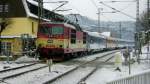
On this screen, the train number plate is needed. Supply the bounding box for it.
[47,39,53,43]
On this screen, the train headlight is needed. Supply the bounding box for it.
[59,45,63,48]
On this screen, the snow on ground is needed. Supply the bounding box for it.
[0,45,150,84]
[15,55,38,63]
[85,62,150,84]
[0,61,32,71]
[73,50,116,62]
[51,67,95,84]
[0,55,38,71]
[85,45,150,84]
[0,64,46,79]
[5,64,76,84]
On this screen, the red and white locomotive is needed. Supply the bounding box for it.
[36,22,87,61]
[36,22,134,61]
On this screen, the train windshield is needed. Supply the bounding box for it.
[39,25,64,35]
[51,26,64,35]
[39,25,51,35]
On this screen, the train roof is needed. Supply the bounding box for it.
[85,31,106,39]
[85,31,134,42]
[110,37,134,42]
[40,22,76,30]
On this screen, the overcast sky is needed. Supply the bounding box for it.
[44,0,146,21]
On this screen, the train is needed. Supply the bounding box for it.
[36,22,134,61]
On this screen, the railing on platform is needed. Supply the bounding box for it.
[107,69,150,84]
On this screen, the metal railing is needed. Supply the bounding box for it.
[107,69,150,84]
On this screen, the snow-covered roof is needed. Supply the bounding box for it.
[101,32,111,37]
[85,31,106,39]
[22,0,51,22]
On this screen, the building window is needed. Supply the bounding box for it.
[0,4,9,13]
[32,22,34,34]
[1,42,11,56]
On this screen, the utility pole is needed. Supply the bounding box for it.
[135,0,140,64]
[119,22,122,39]
[98,8,100,33]
[147,0,150,62]
[38,0,43,24]
[136,0,139,32]
[147,0,150,29]
[97,8,102,33]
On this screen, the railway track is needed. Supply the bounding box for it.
[43,50,117,84]
[77,54,115,84]
[0,50,118,84]
[0,63,36,73]
[0,63,47,83]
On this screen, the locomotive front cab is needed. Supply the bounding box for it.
[37,23,66,59]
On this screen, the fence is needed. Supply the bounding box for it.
[107,69,150,84]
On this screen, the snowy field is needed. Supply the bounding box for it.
[0,46,150,84]
[85,45,150,84]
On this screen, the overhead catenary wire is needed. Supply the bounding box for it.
[89,0,122,21]
[119,2,136,12]
[99,0,136,3]
[102,2,133,21]
[100,2,136,20]
[89,0,99,9]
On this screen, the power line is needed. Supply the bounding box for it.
[89,0,99,9]
[99,0,136,3]
[119,2,136,11]
[100,2,136,20]
[67,4,82,14]
[52,1,68,11]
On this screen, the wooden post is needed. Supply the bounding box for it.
[47,59,53,72]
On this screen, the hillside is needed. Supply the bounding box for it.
[65,14,135,40]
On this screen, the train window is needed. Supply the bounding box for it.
[52,26,64,35]
[71,29,76,44]
[83,40,86,44]
[39,26,51,35]
[83,33,86,44]
[71,39,76,44]
[71,34,76,38]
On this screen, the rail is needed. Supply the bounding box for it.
[107,69,150,84]
[43,51,118,84]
